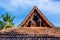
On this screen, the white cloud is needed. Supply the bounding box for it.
[0,0,60,15]
[36,0,60,15]
[0,0,37,15]
[0,0,60,26]
[44,2,60,14]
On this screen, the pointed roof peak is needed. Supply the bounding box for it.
[34,6,37,8]
[18,6,54,27]
[33,6,38,9]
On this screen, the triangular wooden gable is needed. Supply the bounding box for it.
[19,6,54,27]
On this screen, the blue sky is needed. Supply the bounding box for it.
[0,0,60,27]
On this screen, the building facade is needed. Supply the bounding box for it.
[0,6,60,40]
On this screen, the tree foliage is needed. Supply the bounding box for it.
[0,13,16,29]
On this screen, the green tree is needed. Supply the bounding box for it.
[0,13,16,29]
[0,21,4,29]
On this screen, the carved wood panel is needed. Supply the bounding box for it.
[22,9,51,27]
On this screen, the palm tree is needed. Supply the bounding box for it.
[0,13,16,29]
[0,21,4,29]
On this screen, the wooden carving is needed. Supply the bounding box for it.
[19,6,54,27]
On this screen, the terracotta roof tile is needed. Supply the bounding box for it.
[0,27,60,37]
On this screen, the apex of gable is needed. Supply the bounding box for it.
[33,6,39,10]
[18,6,54,27]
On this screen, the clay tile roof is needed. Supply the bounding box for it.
[0,27,60,37]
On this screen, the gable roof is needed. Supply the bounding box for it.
[18,6,54,27]
[0,27,60,37]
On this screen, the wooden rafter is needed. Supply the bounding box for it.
[18,6,54,27]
